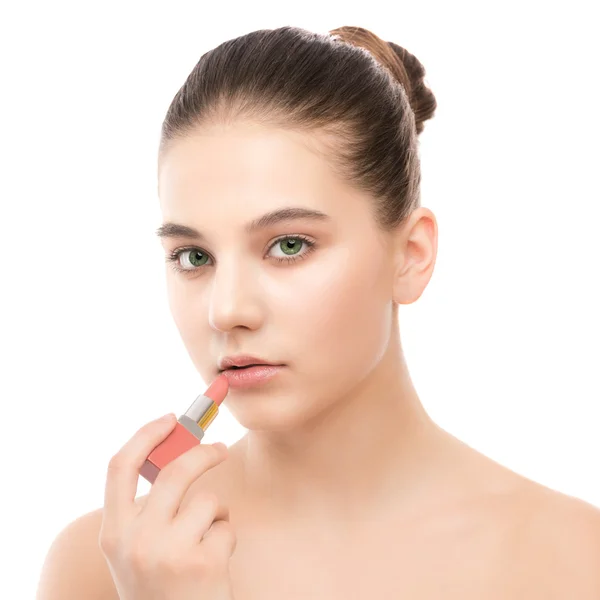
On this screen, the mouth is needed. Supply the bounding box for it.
[222,364,277,371]
[217,354,285,373]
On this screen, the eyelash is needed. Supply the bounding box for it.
[165,234,317,275]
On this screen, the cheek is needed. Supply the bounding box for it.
[292,245,393,378]
[166,275,203,343]
[167,277,186,326]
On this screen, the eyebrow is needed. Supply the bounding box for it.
[155,207,331,241]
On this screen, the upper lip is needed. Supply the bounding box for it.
[218,354,283,371]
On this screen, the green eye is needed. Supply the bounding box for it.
[167,234,317,275]
[188,250,209,267]
[279,238,303,255]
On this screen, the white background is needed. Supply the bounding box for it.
[1,1,598,598]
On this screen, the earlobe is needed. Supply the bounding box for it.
[391,207,438,305]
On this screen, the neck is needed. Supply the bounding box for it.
[235,329,453,525]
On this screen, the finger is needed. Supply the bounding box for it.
[142,442,229,522]
[103,413,177,530]
[172,493,230,543]
[200,519,238,563]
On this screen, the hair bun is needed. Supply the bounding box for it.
[329,26,437,135]
[385,41,437,135]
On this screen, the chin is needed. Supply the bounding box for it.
[226,390,321,433]
[237,390,345,438]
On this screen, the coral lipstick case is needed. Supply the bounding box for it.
[140,375,227,484]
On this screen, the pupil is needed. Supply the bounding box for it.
[282,239,300,255]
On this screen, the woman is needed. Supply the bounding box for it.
[37,25,600,599]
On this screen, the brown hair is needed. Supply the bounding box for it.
[158,25,437,230]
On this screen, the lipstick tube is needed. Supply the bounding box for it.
[140,374,229,484]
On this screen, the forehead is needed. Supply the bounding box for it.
[158,124,349,210]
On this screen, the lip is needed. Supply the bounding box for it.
[218,354,282,371]
[220,364,284,389]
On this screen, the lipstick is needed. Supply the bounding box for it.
[140,374,229,484]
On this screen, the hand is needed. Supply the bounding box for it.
[99,414,237,600]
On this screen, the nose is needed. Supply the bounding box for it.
[208,259,264,332]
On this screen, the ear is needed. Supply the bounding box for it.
[390,207,438,305]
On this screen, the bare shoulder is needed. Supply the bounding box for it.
[517,481,600,597]
[452,444,600,597]
[36,496,148,600]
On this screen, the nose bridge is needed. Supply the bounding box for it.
[208,254,262,331]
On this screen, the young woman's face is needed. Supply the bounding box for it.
[157,122,398,431]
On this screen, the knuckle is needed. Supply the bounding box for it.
[220,522,238,545]
[107,452,126,472]
[208,443,224,456]
[213,518,234,534]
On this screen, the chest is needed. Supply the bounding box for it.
[227,514,531,600]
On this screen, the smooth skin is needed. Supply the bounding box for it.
[37,122,600,599]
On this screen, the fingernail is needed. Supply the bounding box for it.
[159,413,175,422]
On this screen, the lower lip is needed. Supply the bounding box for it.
[220,365,284,388]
